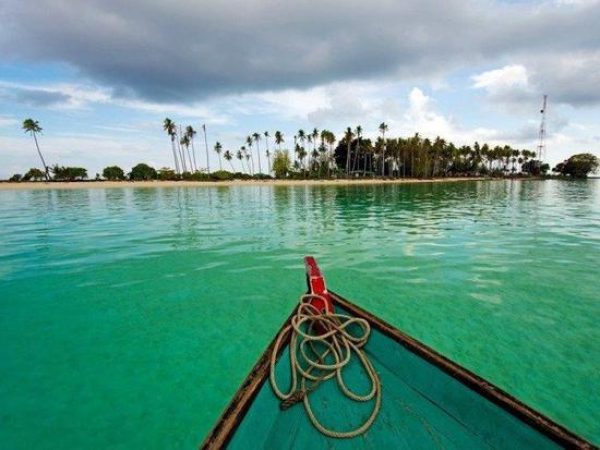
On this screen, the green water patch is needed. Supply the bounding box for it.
[0,180,598,448]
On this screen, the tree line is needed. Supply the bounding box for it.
[8,118,598,182]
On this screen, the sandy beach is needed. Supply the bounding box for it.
[0,177,488,190]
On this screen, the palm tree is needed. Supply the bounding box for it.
[22,118,50,181]
[245,136,255,175]
[202,124,210,173]
[253,132,262,174]
[214,141,223,171]
[236,149,245,173]
[224,150,234,171]
[353,125,362,173]
[264,131,271,174]
[177,125,188,173]
[163,118,180,175]
[344,127,354,175]
[379,122,388,176]
[180,134,193,172]
[322,130,336,176]
[274,131,284,150]
[185,125,198,172]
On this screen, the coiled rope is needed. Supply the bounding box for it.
[269,294,381,439]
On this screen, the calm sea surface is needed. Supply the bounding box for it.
[0,180,598,448]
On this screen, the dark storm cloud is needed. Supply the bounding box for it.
[1,0,599,105]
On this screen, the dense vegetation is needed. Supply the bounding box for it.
[552,153,598,178]
[7,117,597,182]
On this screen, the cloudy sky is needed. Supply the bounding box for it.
[0,0,599,177]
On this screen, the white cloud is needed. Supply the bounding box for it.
[472,65,530,93]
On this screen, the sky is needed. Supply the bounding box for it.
[0,0,599,178]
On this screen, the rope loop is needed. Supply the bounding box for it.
[269,294,382,438]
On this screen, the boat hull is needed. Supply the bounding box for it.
[201,291,593,449]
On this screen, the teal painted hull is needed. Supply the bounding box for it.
[204,293,593,449]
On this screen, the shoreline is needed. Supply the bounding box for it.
[0,177,493,190]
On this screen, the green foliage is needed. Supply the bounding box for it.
[22,168,45,181]
[552,153,599,178]
[102,165,125,181]
[9,173,22,182]
[158,168,178,180]
[129,163,157,181]
[22,118,42,134]
[272,150,291,178]
[186,171,212,181]
[51,165,88,181]
[252,173,272,180]
[211,170,234,181]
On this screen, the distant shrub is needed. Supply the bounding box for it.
[232,172,252,180]
[158,168,178,180]
[9,173,22,182]
[129,163,157,181]
[102,165,125,181]
[211,170,234,181]
[22,168,45,181]
[51,165,88,181]
[252,173,272,180]
[186,171,212,181]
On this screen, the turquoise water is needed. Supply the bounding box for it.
[0,180,598,448]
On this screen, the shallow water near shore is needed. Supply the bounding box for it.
[0,179,598,448]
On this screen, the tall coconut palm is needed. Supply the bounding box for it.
[312,128,319,152]
[202,124,210,173]
[180,134,193,173]
[353,125,362,173]
[264,131,271,174]
[177,125,188,173]
[236,149,245,173]
[163,118,180,175]
[223,150,234,171]
[274,130,284,150]
[245,138,255,175]
[344,127,354,175]
[297,129,306,150]
[185,125,198,172]
[22,118,50,181]
[214,141,223,171]
[252,132,262,174]
[379,122,388,176]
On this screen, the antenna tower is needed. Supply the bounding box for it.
[537,95,547,162]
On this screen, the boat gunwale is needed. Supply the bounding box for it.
[200,291,595,450]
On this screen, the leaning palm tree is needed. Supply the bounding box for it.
[379,122,388,176]
[214,141,223,170]
[185,125,198,172]
[163,118,180,175]
[252,132,263,174]
[223,150,234,172]
[274,130,284,150]
[22,118,50,181]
